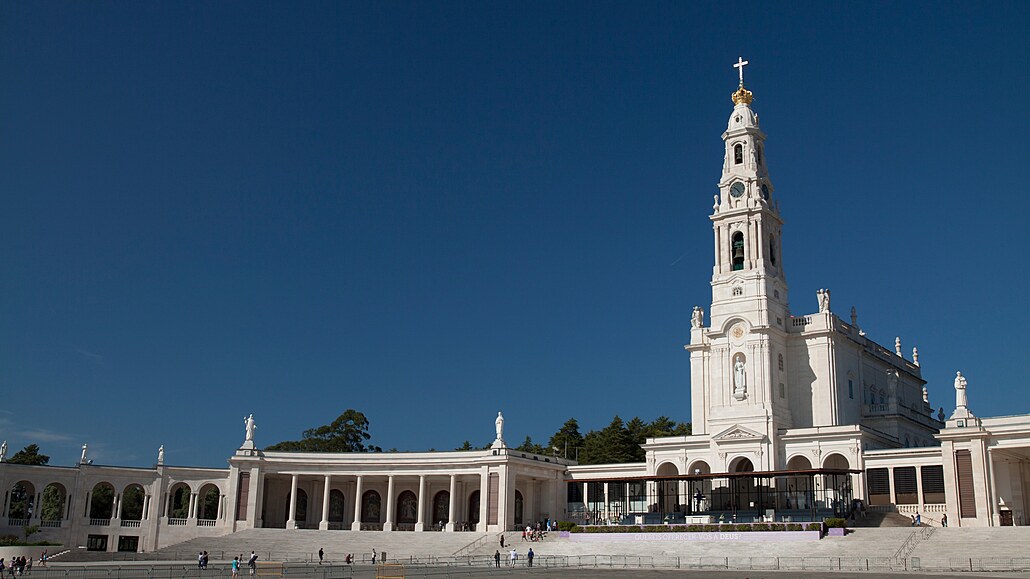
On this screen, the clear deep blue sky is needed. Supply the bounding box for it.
[2,2,1027,467]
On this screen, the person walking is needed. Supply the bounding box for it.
[318,548,324,565]
[247,551,257,576]
[371,548,377,565]
[915,512,921,526]
[942,513,948,527]
[509,548,517,568]
[494,550,501,568]
[527,548,534,568]
[231,557,240,579]
[499,534,505,548]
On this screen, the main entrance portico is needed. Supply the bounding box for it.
[228,446,567,533]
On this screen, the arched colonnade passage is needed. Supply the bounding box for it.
[253,470,553,532]
[566,460,860,526]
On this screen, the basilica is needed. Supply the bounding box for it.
[2,61,1027,553]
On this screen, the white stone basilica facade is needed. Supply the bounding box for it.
[3,63,1029,552]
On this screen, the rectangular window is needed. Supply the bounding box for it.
[867,468,890,506]
[87,534,108,552]
[956,450,977,518]
[117,535,139,552]
[848,380,854,399]
[893,466,918,504]
[921,465,946,503]
[779,383,785,398]
[566,482,583,504]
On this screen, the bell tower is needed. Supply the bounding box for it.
[688,58,792,453]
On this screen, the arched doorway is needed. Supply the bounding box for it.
[686,461,711,514]
[197,484,219,521]
[396,490,418,526]
[432,491,449,527]
[285,489,308,524]
[8,481,36,520]
[656,462,680,514]
[120,484,146,521]
[514,491,524,526]
[467,491,480,526]
[785,455,814,510]
[823,453,852,515]
[328,489,345,525]
[726,457,756,512]
[40,483,67,523]
[360,490,381,523]
[167,483,191,519]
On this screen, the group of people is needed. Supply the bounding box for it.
[494,547,534,568]
[227,551,258,577]
[0,556,33,576]
[521,525,546,542]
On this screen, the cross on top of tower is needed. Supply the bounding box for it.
[733,56,749,87]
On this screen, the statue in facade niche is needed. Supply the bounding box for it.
[733,356,747,400]
[245,414,257,442]
[955,371,968,409]
[691,306,704,329]
[817,289,830,312]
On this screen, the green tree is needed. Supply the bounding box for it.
[581,416,638,465]
[547,418,584,460]
[40,486,65,522]
[266,409,382,452]
[121,486,146,521]
[515,436,546,455]
[89,484,114,519]
[455,440,474,451]
[8,444,49,465]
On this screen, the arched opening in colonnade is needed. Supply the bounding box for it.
[285,489,308,524]
[197,484,220,520]
[685,461,712,514]
[7,481,35,520]
[40,483,67,522]
[467,491,480,526]
[514,491,524,526]
[396,490,417,526]
[89,482,115,519]
[167,483,191,519]
[360,490,381,523]
[120,484,146,521]
[329,489,345,524]
[432,490,449,526]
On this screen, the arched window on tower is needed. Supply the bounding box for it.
[756,146,762,165]
[778,354,784,372]
[769,235,777,266]
[731,232,745,270]
[734,144,743,164]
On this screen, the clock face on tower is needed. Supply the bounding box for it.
[730,182,745,198]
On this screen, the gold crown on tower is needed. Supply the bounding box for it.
[731,86,754,105]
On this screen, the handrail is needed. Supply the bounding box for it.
[452,533,493,557]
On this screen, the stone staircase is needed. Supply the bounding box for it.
[849,510,914,527]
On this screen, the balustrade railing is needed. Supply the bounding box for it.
[197,519,217,527]
[791,316,811,327]
[7,518,29,527]
[40,520,62,528]
[120,520,142,527]
[168,518,188,526]
[89,518,111,526]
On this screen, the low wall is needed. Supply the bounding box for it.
[0,545,61,562]
[566,531,822,542]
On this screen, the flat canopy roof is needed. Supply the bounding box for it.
[565,468,863,483]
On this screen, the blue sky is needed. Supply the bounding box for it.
[1,2,1027,467]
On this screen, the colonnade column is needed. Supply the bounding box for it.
[383,475,396,531]
[415,475,426,532]
[350,475,363,531]
[286,474,299,529]
[115,492,124,520]
[445,474,457,532]
[602,482,609,523]
[582,481,589,523]
[187,492,197,520]
[84,491,92,519]
[478,467,489,531]
[319,475,332,530]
